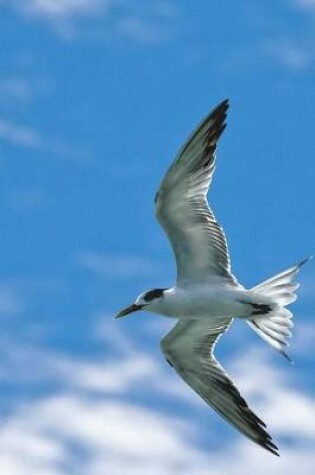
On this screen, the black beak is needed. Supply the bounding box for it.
[115,303,144,319]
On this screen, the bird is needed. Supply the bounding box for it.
[115,99,309,456]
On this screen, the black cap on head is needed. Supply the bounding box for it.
[143,288,166,302]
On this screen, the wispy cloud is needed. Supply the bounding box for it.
[261,2,315,72]
[0,394,206,475]
[0,118,42,149]
[294,0,315,11]
[8,0,106,20]
[77,252,163,279]
[113,2,179,45]
[0,338,314,474]
[0,117,92,162]
[53,353,160,394]
[2,0,178,43]
[263,40,313,71]
[0,74,52,108]
[218,3,315,74]
[291,321,315,354]
[230,349,315,440]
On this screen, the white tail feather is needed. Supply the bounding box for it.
[248,258,310,361]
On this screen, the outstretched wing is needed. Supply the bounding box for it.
[161,317,279,456]
[155,100,238,286]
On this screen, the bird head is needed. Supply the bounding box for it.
[115,288,166,319]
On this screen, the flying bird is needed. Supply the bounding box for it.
[116,100,309,456]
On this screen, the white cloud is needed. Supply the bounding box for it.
[0,395,208,475]
[0,118,42,148]
[0,318,314,474]
[1,0,177,42]
[0,346,314,474]
[0,331,187,403]
[0,75,52,108]
[0,301,314,474]
[0,117,92,163]
[114,3,179,44]
[230,349,315,441]
[77,252,162,278]
[260,2,315,72]
[53,354,159,393]
[292,321,315,354]
[294,0,315,11]
[8,0,106,20]
[217,3,315,74]
[264,40,312,71]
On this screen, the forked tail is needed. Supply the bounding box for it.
[248,258,311,361]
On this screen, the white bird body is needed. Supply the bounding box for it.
[148,285,272,319]
[116,99,309,456]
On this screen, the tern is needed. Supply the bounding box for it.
[116,100,308,456]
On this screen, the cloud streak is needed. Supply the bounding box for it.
[0,321,314,474]
[0,119,42,149]
[263,40,313,72]
[77,252,164,279]
[0,117,92,163]
[294,0,315,11]
[7,0,105,20]
[1,0,178,43]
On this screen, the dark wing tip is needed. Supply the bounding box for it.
[263,438,280,456]
[155,98,231,205]
[199,99,229,166]
[208,99,229,122]
[214,373,279,456]
[281,349,293,363]
[182,98,230,158]
[246,408,279,456]
[213,98,229,114]
[207,99,229,137]
[297,255,313,268]
[240,403,280,456]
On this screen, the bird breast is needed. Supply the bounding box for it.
[155,285,249,319]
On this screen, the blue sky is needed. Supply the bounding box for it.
[0,0,314,473]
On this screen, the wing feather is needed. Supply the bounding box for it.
[161,318,279,455]
[155,100,237,286]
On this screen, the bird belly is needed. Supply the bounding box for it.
[157,286,252,318]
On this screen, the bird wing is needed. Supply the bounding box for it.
[161,317,279,455]
[155,99,238,286]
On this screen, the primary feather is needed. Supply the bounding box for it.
[155,100,238,286]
